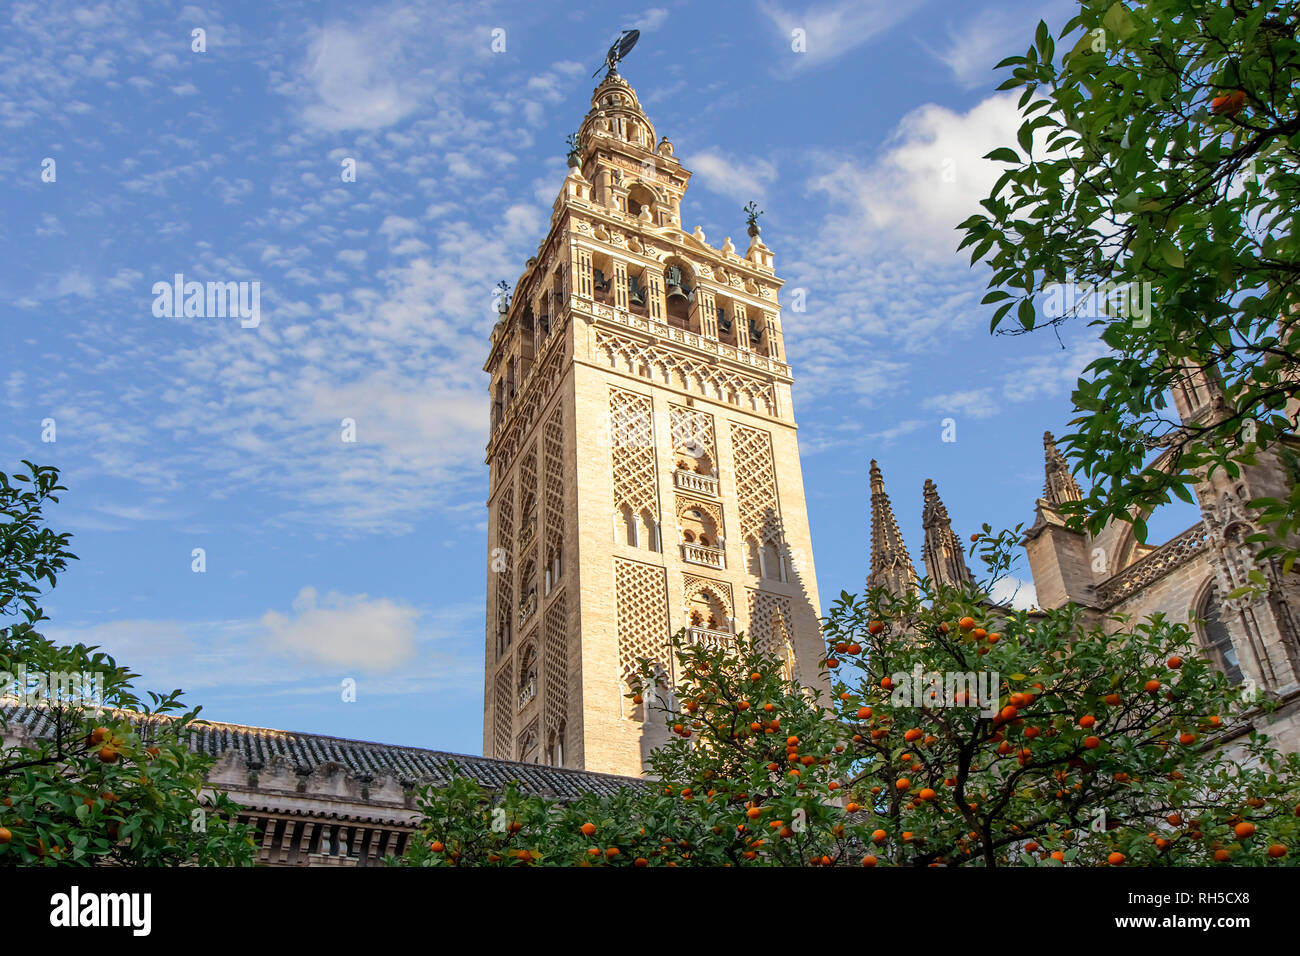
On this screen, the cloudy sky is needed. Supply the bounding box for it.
[1,0,1201,754]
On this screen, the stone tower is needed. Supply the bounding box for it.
[481,65,825,777]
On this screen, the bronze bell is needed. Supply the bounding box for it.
[665,265,689,303]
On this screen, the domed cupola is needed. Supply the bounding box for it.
[578,73,657,154]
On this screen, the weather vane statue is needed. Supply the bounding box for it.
[594,29,640,78]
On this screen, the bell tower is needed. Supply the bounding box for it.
[482,61,825,777]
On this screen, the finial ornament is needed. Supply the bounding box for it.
[594,29,640,78]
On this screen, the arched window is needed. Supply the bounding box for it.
[639,509,659,552]
[763,540,783,581]
[618,505,636,545]
[1197,583,1243,684]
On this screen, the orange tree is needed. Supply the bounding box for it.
[0,463,254,866]
[403,531,1299,867]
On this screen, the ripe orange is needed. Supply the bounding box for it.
[857,706,872,719]
[1167,656,1183,670]
[904,728,922,742]
[868,621,884,635]
[1268,844,1287,858]
[986,632,1001,644]
[787,735,800,747]
[880,677,893,690]
[1079,715,1095,728]
[1025,726,1041,739]
[1234,821,1256,839]
[605,847,620,858]
[580,822,597,836]
[763,703,775,713]
[1107,852,1125,866]
[1051,851,1065,862]
[0,827,10,845]
[746,807,762,819]
[958,616,975,631]
[1210,90,1246,115]
[1144,680,1161,694]
[896,777,911,791]
[634,856,649,867]
[1167,814,1183,826]
[861,854,878,867]
[1104,693,1121,706]
[846,643,862,654]
[1214,848,1231,862]
[1179,733,1197,745]
[430,841,445,853]
[919,788,936,801]
[90,727,110,745]
[97,746,118,764]
[1084,736,1100,749]
[846,802,862,813]
[738,700,750,711]
[750,672,762,681]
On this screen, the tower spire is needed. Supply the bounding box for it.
[868,460,918,597]
[1042,431,1083,505]
[922,478,973,589]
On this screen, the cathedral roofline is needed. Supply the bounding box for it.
[1,699,641,799]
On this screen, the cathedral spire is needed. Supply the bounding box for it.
[922,478,973,589]
[868,460,918,597]
[1042,431,1083,506]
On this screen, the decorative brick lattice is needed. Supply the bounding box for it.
[1096,523,1210,608]
[495,476,515,655]
[669,404,716,464]
[614,558,671,687]
[684,573,733,618]
[609,388,659,516]
[519,442,539,558]
[748,589,793,658]
[731,424,781,544]
[596,330,776,415]
[516,717,539,762]
[543,405,564,567]
[543,591,568,733]
[676,495,724,533]
[493,662,513,759]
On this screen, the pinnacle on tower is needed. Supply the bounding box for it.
[921,478,973,589]
[867,460,918,597]
[1042,432,1083,505]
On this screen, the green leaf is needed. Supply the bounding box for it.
[985,147,1022,164]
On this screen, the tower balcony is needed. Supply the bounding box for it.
[673,470,718,496]
[686,626,733,652]
[519,589,538,625]
[518,673,538,711]
[681,542,725,570]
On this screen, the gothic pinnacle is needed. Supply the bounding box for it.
[922,478,973,588]
[1042,431,1083,505]
[867,459,918,597]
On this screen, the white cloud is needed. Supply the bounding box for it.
[989,575,1039,611]
[297,23,421,131]
[923,388,1001,420]
[808,92,1024,258]
[261,586,420,672]
[687,149,776,204]
[759,0,921,72]
[928,0,1078,90]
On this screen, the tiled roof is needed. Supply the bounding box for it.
[0,700,641,801]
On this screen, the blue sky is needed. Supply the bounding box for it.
[2,0,1200,755]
